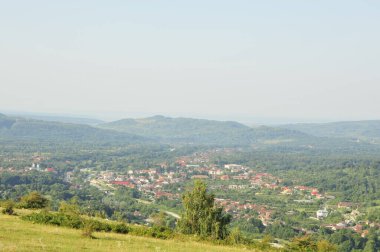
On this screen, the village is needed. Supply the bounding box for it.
[0,150,375,238]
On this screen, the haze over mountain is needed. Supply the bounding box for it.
[98,115,314,146]
[6,113,105,126]
[281,120,380,144]
[1,113,309,146]
[0,113,144,144]
[2,112,380,151]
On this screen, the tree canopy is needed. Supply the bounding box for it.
[178,180,231,239]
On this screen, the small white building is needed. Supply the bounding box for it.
[317,208,328,219]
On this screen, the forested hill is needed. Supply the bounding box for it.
[2,113,379,150]
[98,115,310,146]
[0,114,146,144]
[8,114,105,126]
[280,120,380,143]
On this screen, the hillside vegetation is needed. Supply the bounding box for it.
[8,114,105,126]
[1,113,380,153]
[0,213,259,252]
[98,115,308,146]
[0,114,146,144]
[281,120,380,143]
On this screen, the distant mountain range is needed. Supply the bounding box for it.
[1,112,380,150]
[280,120,380,144]
[0,113,144,144]
[97,115,309,146]
[5,113,104,126]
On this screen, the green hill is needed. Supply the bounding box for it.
[280,120,380,143]
[98,115,308,146]
[0,214,259,252]
[8,113,105,126]
[0,114,146,144]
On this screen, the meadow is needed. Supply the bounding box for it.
[0,213,259,252]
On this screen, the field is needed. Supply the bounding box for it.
[0,214,259,252]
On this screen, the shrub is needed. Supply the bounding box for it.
[22,211,173,239]
[20,192,49,209]
[22,211,82,229]
[82,220,95,238]
[1,200,15,215]
[227,227,244,245]
[87,220,112,232]
[112,223,130,234]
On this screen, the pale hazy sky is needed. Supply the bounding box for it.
[1,1,379,122]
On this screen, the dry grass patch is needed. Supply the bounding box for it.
[0,214,259,252]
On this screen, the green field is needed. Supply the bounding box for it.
[0,214,260,252]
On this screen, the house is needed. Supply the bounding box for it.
[361,230,369,238]
[224,164,243,170]
[111,181,135,189]
[334,222,348,230]
[191,175,208,179]
[186,164,200,168]
[228,185,248,190]
[352,224,363,233]
[208,169,223,175]
[232,175,248,180]
[220,175,230,181]
[317,209,328,219]
[281,187,293,195]
[311,189,319,196]
[338,202,355,209]
[295,186,310,191]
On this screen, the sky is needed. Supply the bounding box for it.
[1,1,380,123]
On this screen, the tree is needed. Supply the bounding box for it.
[240,217,265,233]
[59,201,80,216]
[177,180,231,239]
[150,212,166,227]
[20,191,49,209]
[227,227,244,245]
[258,235,274,250]
[364,230,379,252]
[288,235,317,251]
[317,239,338,252]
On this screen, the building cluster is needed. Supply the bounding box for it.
[215,198,273,225]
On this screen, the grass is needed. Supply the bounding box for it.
[0,212,260,252]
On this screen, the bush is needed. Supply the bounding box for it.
[112,223,130,234]
[1,200,15,215]
[22,211,172,239]
[82,220,95,238]
[22,211,82,229]
[128,224,173,239]
[150,225,173,239]
[227,228,244,245]
[20,192,49,209]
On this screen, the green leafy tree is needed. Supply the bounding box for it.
[316,240,338,252]
[59,201,80,216]
[20,191,49,209]
[227,227,244,245]
[150,212,166,227]
[363,230,379,252]
[178,180,231,239]
[288,235,317,251]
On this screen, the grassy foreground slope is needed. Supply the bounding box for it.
[0,214,258,252]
